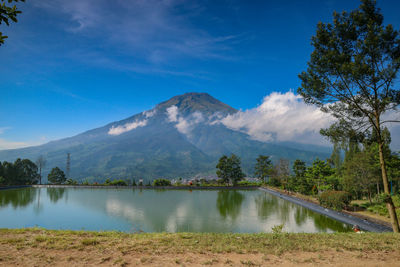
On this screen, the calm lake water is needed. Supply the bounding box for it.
[0,188,352,233]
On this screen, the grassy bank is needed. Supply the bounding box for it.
[1,228,400,266]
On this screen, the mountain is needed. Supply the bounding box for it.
[0,92,331,182]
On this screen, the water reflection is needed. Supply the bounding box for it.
[0,188,37,209]
[0,188,352,233]
[216,190,244,220]
[46,188,66,203]
[255,193,277,221]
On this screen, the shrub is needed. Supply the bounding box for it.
[237,180,262,186]
[65,178,78,185]
[153,179,172,186]
[318,191,351,211]
[109,180,128,186]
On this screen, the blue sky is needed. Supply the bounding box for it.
[1,0,400,149]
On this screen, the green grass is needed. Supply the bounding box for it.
[358,195,400,218]
[1,228,400,255]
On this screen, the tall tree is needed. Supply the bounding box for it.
[216,154,245,186]
[216,155,230,185]
[35,155,46,185]
[0,0,25,46]
[292,159,311,194]
[47,167,66,185]
[254,155,273,182]
[298,0,400,232]
[305,159,334,194]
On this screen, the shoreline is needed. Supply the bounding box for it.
[259,187,392,232]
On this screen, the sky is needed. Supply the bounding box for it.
[1,0,400,149]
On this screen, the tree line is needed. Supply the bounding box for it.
[0,157,67,186]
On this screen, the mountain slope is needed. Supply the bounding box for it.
[0,92,331,182]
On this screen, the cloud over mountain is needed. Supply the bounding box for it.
[217,92,333,144]
[108,119,148,136]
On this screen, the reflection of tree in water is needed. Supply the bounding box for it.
[294,206,310,226]
[33,188,44,214]
[255,193,291,223]
[0,188,37,208]
[216,190,244,220]
[255,194,277,221]
[312,213,352,232]
[46,188,66,203]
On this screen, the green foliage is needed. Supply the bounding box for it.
[318,191,351,211]
[65,179,78,185]
[153,178,172,186]
[236,180,262,186]
[297,0,400,230]
[305,159,334,194]
[108,179,128,186]
[290,159,311,194]
[47,167,66,184]
[361,195,400,218]
[271,224,284,234]
[254,155,273,181]
[216,154,245,186]
[0,0,25,46]
[0,159,39,185]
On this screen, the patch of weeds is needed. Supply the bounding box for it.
[35,236,47,243]
[240,260,258,266]
[225,259,233,264]
[303,257,316,263]
[262,255,269,261]
[271,224,284,234]
[140,257,154,263]
[81,238,99,246]
[203,258,219,265]
[175,258,182,264]
[100,256,111,263]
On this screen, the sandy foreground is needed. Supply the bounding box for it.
[1,229,400,266]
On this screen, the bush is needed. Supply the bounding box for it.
[318,190,351,211]
[65,178,78,185]
[237,180,262,186]
[153,179,172,186]
[109,179,128,186]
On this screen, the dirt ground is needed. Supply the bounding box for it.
[1,229,400,266]
[1,246,399,266]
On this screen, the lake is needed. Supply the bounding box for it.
[0,187,352,233]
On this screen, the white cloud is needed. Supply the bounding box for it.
[176,112,204,135]
[108,119,148,136]
[166,106,205,136]
[143,109,157,118]
[166,106,179,122]
[217,91,333,145]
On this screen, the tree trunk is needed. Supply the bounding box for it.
[377,182,380,195]
[378,137,400,232]
[368,189,372,204]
